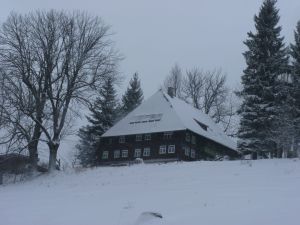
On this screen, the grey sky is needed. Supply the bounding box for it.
[1,0,300,97]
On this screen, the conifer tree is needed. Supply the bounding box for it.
[121,73,144,115]
[238,0,289,157]
[76,76,118,167]
[291,21,300,145]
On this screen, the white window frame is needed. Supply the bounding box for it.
[145,134,151,141]
[159,145,167,154]
[163,132,173,140]
[102,151,109,159]
[143,147,151,157]
[134,149,142,158]
[119,136,125,143]
[114,150,120,158]
[191,149,195,158]
[168,145,175,154]
[136,134,142,141]
[122,150,128,158]
[184,147,190,156]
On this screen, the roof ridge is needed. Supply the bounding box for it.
[161,90,188,131]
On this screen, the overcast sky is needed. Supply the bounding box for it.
[1,0,300,97]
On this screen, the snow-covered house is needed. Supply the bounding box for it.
[98,89,238,164]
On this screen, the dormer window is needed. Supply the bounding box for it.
[119,136,125,143]
[194,119,208,131]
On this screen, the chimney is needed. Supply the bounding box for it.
[167,87,175,98]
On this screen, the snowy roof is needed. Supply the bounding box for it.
[102,90,237,150]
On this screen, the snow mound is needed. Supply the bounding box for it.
[134,212,163,225]
[0,159,300,225]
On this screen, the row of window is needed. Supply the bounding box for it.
[109,132,200,145]
[113,132,173,144]
[136,134,151,141]
[159,145,175,154]
[185,133,196,144]
[183,146,196,158]
[102,145,176,159]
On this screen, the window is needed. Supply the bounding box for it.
[119,136,125,143]
[184,147,190,156]
[191,135,196,144]
[122,150,128,158]
[136,134,142,141]
[186,133,190,142]
[191,149,196,158]
[134,149,142,158]
[163,132,173,140]
[145,134,151,141]
[108,138,112,144]
[168,145,175,154]
[129,114,162,124]
[143,147,151,157]
[159,145,167,154]
[102,151,109,159]
[114,150,120,158]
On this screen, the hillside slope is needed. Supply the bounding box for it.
[0,159,299,225]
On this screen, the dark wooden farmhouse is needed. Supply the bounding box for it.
[98,89,239,164]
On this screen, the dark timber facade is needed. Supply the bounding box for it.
[98,130,238,165]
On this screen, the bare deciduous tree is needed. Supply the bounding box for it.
[163,63,183,97]
[202,69,228,115]
[182,68,206,109]
[0,10,120,171]
[181,68,237,135]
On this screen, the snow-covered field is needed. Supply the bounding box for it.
[1,159,300,225]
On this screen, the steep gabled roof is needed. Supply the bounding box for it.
[102,90,236,150]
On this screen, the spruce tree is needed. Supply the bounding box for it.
[291,21,300,146]
[238,0,289,157]
[76,76,118,167]
[76,126,96,167]
[121,73,144,115]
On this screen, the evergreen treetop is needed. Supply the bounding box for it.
[87,76,118,138]
[122,72,143,115]
[76,76,118,167]
[238,0,289,156]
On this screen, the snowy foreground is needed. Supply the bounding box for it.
[1,160,300,225]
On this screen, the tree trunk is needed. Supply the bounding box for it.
[28,141,39,169]
[0,171,3,185]
[48,142,59,172]
[28,124,43,170]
